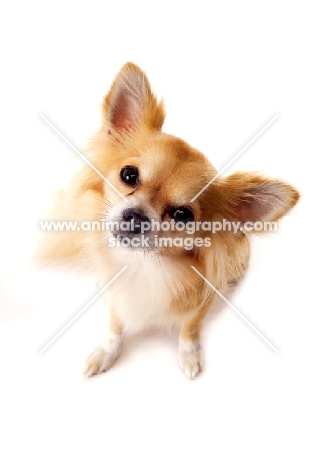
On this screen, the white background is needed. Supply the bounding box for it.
[0,1,310,467]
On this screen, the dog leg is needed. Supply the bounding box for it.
[84,310,123,377]
[178,299,214,380]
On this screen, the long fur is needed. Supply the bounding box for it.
[39,63,299,376]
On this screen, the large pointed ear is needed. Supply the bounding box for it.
[103,62,165,133]
[216,172,300,224]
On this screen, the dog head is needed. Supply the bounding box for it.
[89,63,299,258]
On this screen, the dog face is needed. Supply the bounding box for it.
[88,63,299,260]
[102,133,218,252]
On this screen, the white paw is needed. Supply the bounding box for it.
[178,339,203,380]
[84,333,122,377]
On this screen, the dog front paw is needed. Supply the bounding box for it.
[178,339,203,380]
[84,333,122,377]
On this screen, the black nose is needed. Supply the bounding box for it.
[122,208,150,234]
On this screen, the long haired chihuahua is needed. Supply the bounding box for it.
[42,63,299,379]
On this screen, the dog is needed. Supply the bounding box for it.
[41,62,299,379]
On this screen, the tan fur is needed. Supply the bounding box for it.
[39,63,300,379]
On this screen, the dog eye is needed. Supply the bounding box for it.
[120,166,139,186]
[168,206,194,224]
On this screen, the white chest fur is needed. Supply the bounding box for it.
[107,253,195,333]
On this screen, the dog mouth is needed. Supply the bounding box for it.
[106,207,156,251]
[111,230,157,251]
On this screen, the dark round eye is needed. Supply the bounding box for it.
[168,206,194,224]
[120,166,139,186]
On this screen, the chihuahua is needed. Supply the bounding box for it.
[42,63,299,379]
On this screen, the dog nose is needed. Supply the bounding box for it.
[122,208,150,234]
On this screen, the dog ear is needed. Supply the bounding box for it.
[216,172,299,225]
[103,62,165,133]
